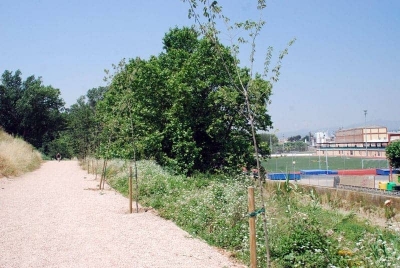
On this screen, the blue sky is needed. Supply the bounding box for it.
[1,0,399,134]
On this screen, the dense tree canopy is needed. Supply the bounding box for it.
[53,86,107,159]
[97,27,272,175]
[288,135,301,142]
[0,28,274,169]
[0,70,23,135]
[386,140,400,169]
[0,70,65,152]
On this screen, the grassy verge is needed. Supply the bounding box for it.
[83,158,400,267]
[0,130,42,177]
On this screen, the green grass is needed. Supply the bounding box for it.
[263,155,389,172]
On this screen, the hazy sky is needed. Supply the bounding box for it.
[1,0,399,134]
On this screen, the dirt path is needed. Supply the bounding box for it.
[0,160,245,268]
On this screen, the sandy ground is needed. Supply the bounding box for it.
[0,160,246,268]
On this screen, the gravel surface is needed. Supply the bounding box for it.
[0,160,246,268]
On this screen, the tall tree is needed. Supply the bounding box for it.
[97,27,272,175]
[16,77,65,149]
[0,70,65,151]
[0,70,23,134]
[62,86,107,158]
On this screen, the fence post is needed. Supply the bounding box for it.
[129,166,133,214]
[248,186,257,268]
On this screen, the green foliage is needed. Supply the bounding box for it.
[97,27,273,175]
[353,232,400,267]
[46,134,74,160]
[272,211,337,267]
[258,133,279,146]
[108,160,252,253]
[333,213,374,242]
[386,140,400,168]
[267,187,400,268]
[162,26,199,53]
[0,70,66,153]
[0,70,23,135]
[288,135,301,142]
[57,86,107,159]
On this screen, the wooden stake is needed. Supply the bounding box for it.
[102,160,107,190]
[99,159,106,190]
[129,166,133,214]
[95,159,98,180]
[248,186,257,268]
[135,162,139,213]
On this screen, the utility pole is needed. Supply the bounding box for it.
[364,110,367,157]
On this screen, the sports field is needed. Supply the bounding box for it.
[262,155,389,173]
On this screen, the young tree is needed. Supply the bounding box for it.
[182,1,295,265]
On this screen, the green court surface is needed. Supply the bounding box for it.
[262,155,389,173]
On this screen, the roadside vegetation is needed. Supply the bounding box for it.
[84,158,400,267]
[0,129,42,177]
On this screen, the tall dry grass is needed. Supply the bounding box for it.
[0,130,42,177]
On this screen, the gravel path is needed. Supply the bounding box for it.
[0,160,246,268]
